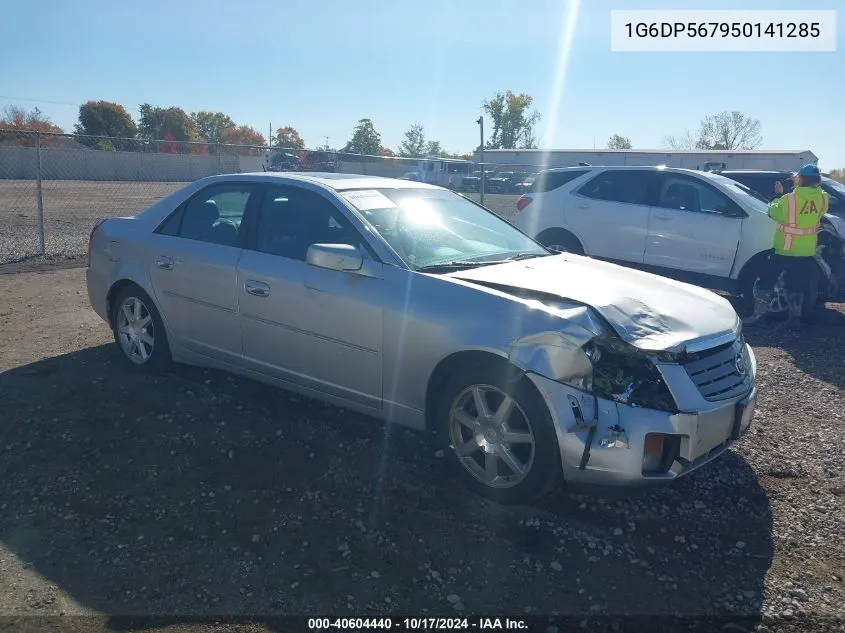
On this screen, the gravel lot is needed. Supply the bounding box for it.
[0,179,520,264]
[0,264,844,632]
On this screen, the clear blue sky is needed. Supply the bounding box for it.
[1,0,842,167]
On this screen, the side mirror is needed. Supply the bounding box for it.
[306,243,363,272]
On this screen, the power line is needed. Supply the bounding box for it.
[0,94,80,107]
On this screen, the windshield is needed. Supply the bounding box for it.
[702,172,771,213]
[340,187,549,271]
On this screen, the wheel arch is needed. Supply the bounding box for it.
[106,278,168,334]
[534,227,584,253]
[424,349,534,434]
[736,249,773,291]
[106,279,143,327]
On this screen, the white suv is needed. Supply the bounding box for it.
[511,166,844,307]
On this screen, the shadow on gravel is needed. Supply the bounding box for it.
[0,345,773,628]
[743,304,845,390]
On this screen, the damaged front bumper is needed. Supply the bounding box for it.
[525,344,757,488]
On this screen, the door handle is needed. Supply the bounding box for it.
[654,214,671,221]
[577,202,590,210]
[155,256,174,270]
[244,280,270,297]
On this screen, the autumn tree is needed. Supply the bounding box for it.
[829,168,845,183]
[274,126,305,150]
[482,91,541,150]
[191,111,235,144]
[74,101,137,150]
[0,106,64,147]
[662,111,762,151]
[138,104,199,153]
[661,128,698,150]
[398,124,426,157]
[607,134,632,150]
[698,111,762,150]
[221,125,266,155]
[380,147,396,157]
[344,118,382,155]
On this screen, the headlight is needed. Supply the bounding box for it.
[580,339,678,412]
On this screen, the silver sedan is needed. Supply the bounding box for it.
[87,173,757,504]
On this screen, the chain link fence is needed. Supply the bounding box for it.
[0,130,538,265]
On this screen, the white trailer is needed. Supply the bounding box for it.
[476,149,818,172]
[413,156,474,187]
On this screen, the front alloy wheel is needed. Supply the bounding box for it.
[449,384,535,489]
[437,364,561,504]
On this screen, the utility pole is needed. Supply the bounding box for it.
[477,116,485,206]
[269,122,272,148]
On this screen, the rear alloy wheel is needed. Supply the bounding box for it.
[537,230,584,255]
[547,243,572,254]
[437,365,561,504]
[111,287,171,371]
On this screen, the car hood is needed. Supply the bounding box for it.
[446,254,740,353]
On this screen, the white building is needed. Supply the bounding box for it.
[474,149,819,172]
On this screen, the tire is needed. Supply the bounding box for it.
[110,285,172,372]
[434,363,561,505]
[536,229,584,255]
[738,256,824,316]
[736,267,760,317]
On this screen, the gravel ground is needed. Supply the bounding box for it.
[0,267,843,632]
[0,179,520,264]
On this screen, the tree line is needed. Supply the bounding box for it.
[605,111,764,151]
[2,101,841,181]
[0,89,543,159]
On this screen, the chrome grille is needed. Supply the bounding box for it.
[682,336,751,402]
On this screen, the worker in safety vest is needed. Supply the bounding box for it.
[744,164,829,329]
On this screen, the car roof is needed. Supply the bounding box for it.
[717,169,793,175]
[539,165,711,176]
[236,172,441,191]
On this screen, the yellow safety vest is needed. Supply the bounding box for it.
[768,186,829,257]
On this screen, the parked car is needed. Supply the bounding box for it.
[87,172,756,504]
[513,175,536,195]
[400,171,422,182]
[512,166,845,310]
[712,169,794,201]
[461,170,496,193]
[716,169,845,216]
[263,151,301,172]
[487,172,526,194]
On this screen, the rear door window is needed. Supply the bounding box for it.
[156,182,258,247]
[530,169,589,193]
[576,170,655,205]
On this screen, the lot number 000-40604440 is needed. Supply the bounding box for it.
[307,618,528,630]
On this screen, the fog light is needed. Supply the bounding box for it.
[642,433,666,474]
[642,433,682,474]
